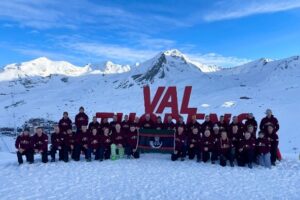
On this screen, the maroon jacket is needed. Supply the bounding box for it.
[125,130,138,147]
[111,130,125,145]
[228,131,243,148]
[51,132,64,148]
[64,133,76,147]
[88,121,101,132]
[140,119,155,129]
[268,133,279,149]
[164,121,176,130]
[186,121,201,133]
[215,121,229,131]
[58,117,72,133]
[229,122,245,133]
[239,138,256,151]
[245,118,258,132]
[75,112,89,129]
[260,115,279,132]
[89,134,101,149]
[100,134,112,148]
[154,122,164,130]
[256,137,271,154]
[175,132,186,151]
[32,133,48,151]
[121,120,131,133]
[109,121,119,130]
[212,131,220,148]
[187,132,200,148]
[201,136,214,152]
[201,121,214,132]
[15,134,32,150]
[76,131,90,147]
[219,138,232,154]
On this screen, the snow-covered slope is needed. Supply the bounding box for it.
[0,152,299,200]
[0,50,299,153]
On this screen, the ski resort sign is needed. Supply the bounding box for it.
[96,86,248,123]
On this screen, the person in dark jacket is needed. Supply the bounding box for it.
[154,116,164,130]
[125,125,139,159]
[229,116,245,133]
[15,129,34,164]
[121,115,131,133]
[64,128,76,161]
[171,126,187,161]
[228,124,243,162]
[245,113,258,134]
[215,115,228,132]
[140,113,154,129]
[219,130,234,167]
[99,127,112,161]
[201,129,214,163]
[237,132,256,168]
[175,115,186,130]
[73,126,91,161]
[211,124,220,164]
[109,115,119,131]
[75,107,89,131]
[88,116,100,133]
[58,112,72,133]
[259,109,279,133]
[201,115,214,133]
[267,125,279,166]
[89,128,101,160]
[187,127,201,161]
[186,115,201,133]
[164,115,176,130]
[50,125,65,162]
[32,127,48,163]
[256,131,271,168]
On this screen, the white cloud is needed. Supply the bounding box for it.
[204,0,300,22]
[187,52,251,67]
[66,42,158,63]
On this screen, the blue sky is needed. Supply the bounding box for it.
[0,0,300,68]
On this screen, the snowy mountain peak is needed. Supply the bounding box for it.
[162,49,185,57]
[0,57,91,81]
[86,61,131,74]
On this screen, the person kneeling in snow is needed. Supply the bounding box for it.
[50,125,64,162]
[201,128,214,163]
[32,127,49,163]
[111,123,125,159]
[73,126,91,162]
[256,131,271,168]
[88,128,101,161]
[219,130,234,167]
[125,125,140,159]
[266,125,279,166]
[237,132,256,168]
[172,126,186,161]
[15,128,34,165]
[187,127,201,161]
[99,127,112,161]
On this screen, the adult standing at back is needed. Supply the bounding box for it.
[75,106,89,132]
[259,109,279,133]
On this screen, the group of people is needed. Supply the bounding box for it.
[15,107,280,169]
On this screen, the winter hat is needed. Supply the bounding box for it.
[265,109,272,114]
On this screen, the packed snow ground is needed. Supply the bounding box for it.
[0,152,299,200]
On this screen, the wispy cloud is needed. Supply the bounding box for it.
[203,0,300,22]
[65,42,158,63]
[188,52,251,67]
